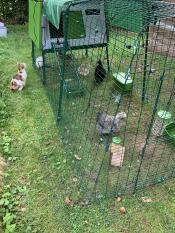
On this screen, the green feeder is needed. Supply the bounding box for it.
[112,136,122,144]
[165,122,175,142]
[113,72,133,92]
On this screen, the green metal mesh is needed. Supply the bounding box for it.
[31,0,175,201]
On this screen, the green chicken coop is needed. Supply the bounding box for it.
[29,0,175,202]
[29,0,109,101]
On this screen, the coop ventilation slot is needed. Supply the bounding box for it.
[85,9,100,15]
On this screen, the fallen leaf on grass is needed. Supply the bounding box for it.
[116,197,122,202]
[64,197,74,206]
[0,160,7,168]
[119,207,126,214]
[16,195,21,200]
[79,200,89,207]
[141,197,153,203]
[0,171,4,177]
[21,207,26,212]
[72,177,78,182]
[74,155,81,160]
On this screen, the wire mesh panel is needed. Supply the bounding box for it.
[30,0,175,201]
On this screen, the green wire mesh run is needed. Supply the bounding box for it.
[31,0,175,201]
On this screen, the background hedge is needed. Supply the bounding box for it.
[0,0,28,24]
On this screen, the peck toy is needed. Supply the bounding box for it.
[152,110,172,137]
[109,137,125,167]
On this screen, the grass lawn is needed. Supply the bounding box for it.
[0,25,175,233]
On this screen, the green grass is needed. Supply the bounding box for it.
[0,25,175,232]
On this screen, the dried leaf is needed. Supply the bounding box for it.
[119,207,126,214]
[21,207,26,212]
[72,177,78,182]
[141,197,153,203]
[74,155,81,160]
[116,197,122,202]
[65,197,74,206]
[0,171,4,177]
[79,200,89,207]
[0,159,6,167]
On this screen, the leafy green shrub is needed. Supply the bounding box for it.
[0,185,27,233]
[0,0,28,24]
[1,132,12,156]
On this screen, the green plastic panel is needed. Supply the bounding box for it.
[29,0,42,49]
[67,11,85,39]
[43,0,70,29]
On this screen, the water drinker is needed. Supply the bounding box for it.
[157,110,172,120]
[113,72,133,92]
[165,122,175,142]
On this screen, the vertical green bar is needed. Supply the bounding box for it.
[42,50,46,85]
[142,26,149,102]
[57,11,69,121]
[31,41,35,67]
